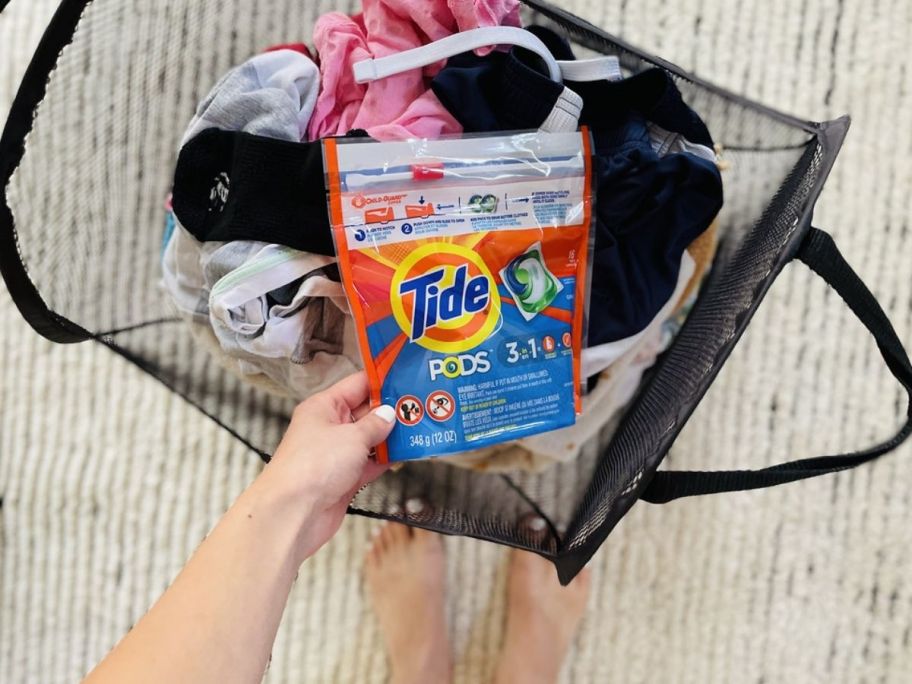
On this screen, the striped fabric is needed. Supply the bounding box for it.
[1,1,911,681]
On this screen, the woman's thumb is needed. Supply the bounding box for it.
[353,404,396,447]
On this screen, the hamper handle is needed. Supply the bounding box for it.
[353,26,563,83]
[641,227,912,503]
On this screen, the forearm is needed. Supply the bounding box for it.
[84,372,394,683]
[86,471,315,684]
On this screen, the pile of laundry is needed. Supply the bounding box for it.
[162,0,723,473]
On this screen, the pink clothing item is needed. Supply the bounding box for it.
[307,0,521,141]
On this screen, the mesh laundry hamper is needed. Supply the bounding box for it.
[2,0,911,584]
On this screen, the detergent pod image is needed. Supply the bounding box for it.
[325,131,594,463]
[501,242,563,320]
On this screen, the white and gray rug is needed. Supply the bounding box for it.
[2,1,911,682]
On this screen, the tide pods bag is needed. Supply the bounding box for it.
[325,131,594,463]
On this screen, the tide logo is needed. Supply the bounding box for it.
[391,243,501,354]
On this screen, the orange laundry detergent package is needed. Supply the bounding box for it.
[324,131,594,463]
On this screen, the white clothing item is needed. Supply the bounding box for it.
[161,220,220,322]
[207,243,345,360]
[186,307,362,401]
[581,250,695,378]
[181,48,320,147]
[162,222,362,400]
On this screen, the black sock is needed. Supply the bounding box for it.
[171,128,368,256]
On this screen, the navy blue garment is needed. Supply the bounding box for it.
[431,26,714,146]
[587,117,721,345]
[431,27,723,346]
[523,25,714,147]
[430,40,565,133]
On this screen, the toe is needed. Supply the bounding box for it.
[367,528,384,560]
[386,522,411,548]
[378,522,405,552]
[377,523,394,553]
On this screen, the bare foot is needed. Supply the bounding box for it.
[494,550,591,684]
[364,523,452,684]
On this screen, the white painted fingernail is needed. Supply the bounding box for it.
[373,405,396,423]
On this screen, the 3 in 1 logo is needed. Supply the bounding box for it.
[391,242,501,354]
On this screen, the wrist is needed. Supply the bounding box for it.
[249,463,320,524]
[260,436,336,496]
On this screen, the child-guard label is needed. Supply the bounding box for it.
[325,131,593,463]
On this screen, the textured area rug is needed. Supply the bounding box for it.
[2,1,911,682]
